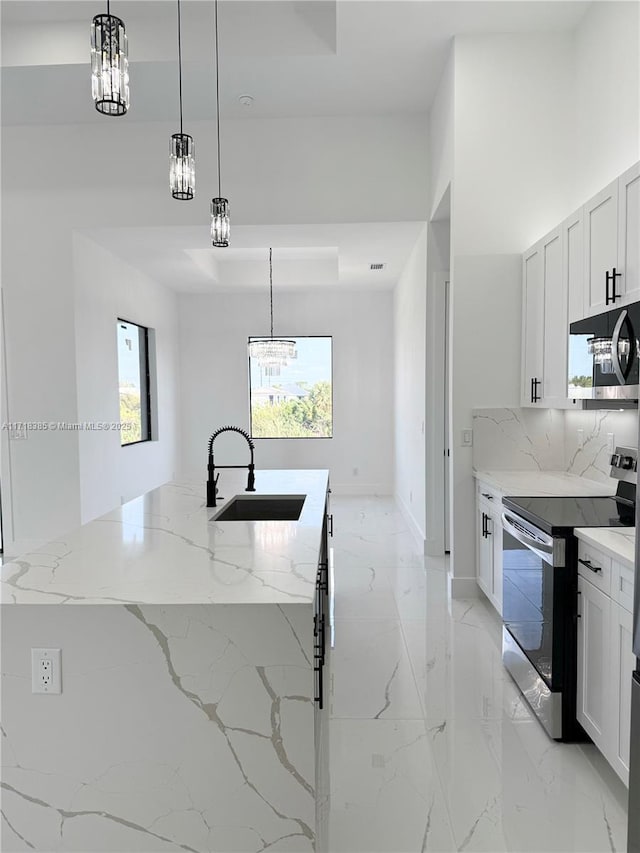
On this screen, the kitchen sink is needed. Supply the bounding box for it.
[211,495,306,522]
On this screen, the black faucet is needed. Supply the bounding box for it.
[206,426,256,507]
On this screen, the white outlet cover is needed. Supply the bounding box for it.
[607,432,615,452]
[461,429,473,447]
[31,648,62,694]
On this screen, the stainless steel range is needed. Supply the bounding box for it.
[501,447,637,741]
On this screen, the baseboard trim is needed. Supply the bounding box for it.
[395,493,426,551]
[448,573,480,599]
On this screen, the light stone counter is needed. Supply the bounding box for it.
[474,469,617,498]
[1,470,330,853]
[0,469,329,605]
[574,527,636,568]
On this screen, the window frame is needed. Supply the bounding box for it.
[117,318,152,447]
[247,334,334,440]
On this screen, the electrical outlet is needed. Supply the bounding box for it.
[607,433,615,452]
[31,648,61,694]
[461,429,473,447]
[577,428,584,448]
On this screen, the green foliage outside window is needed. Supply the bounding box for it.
[251,381,332,438]
[120,389,142,444]
[570,375,593,388]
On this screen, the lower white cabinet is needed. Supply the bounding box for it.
[475,483,503,615]
[577,574,610,744]
[577,550,635,786]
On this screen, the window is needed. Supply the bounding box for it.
[117,320,151,446]
[248,336,333,439]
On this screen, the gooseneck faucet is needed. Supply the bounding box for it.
[206,425,256,507]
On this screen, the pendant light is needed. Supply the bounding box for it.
[170,0,195,200]
[210,0,230,246]
[249,249,297,377]
[91,0,129,116]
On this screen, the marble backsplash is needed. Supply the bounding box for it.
[473,407,639,483]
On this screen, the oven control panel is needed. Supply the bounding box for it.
[610,445,638,482]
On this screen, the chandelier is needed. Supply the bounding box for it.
[588,336,630,374]
[249,249,297,377]
[91,0,129,116]
[210,0,230,246]
[170,0,195,200]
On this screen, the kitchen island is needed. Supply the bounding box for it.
[1,469,330,853]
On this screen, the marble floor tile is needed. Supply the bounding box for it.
[326,496,630,853]
[328,719,456,853]
[329,620,423,720]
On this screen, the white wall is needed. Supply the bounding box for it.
[447,32,575,588]
[572,1,640,208]
[1,113,428,547]
[449,255,521,589]
[73,234,179,523]
[394,228,427,543]
[429,46,454,218]
[177,288,394,495]
[453,33,574,254]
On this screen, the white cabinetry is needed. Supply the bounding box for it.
[565,208,584,324]
[583,180,618,316]
[521,243,544,407]
[475,481,503,615]
[522,161,639,406]
[521,228,577,408]
[577,573,610,744]
[583,162,640,316]
[618,162,640,307]
[576,539,635,785]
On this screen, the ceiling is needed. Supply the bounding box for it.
[3,0,591,293]
[82,221,426,292]
[2,0,591,125]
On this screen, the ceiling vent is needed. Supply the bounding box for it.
[370,263,385,271]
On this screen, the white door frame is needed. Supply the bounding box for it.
[425,269,449,556]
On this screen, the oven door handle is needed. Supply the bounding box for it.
[502,513,555,565]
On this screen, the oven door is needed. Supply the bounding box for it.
[502,511,564,690]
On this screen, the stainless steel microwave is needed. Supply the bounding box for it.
[569,302,640,400]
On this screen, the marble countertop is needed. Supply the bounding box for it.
[574,527,636,568]
[474,469,616,498]
[0,469,329,606]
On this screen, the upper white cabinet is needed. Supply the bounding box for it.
[565,209,584,324]
[521,227,577,408]
[584,180,618,316]
[521,243,544,407]
[617,162,640,306]
[583,162,640,316]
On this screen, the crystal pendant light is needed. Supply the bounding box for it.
[210,0,230,246]
[170,0,195,200]
[91,0,129,116]
[249,249,297,377]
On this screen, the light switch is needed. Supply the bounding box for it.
[461,429,473,447]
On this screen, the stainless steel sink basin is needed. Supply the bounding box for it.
[211,495,306,522]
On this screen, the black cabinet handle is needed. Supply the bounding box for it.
[532,378,541,403]
[481,512,487,538]
[328,513,333,537]
[481,492,494,500]
[578,558,602,574]
[606,268,622,305]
